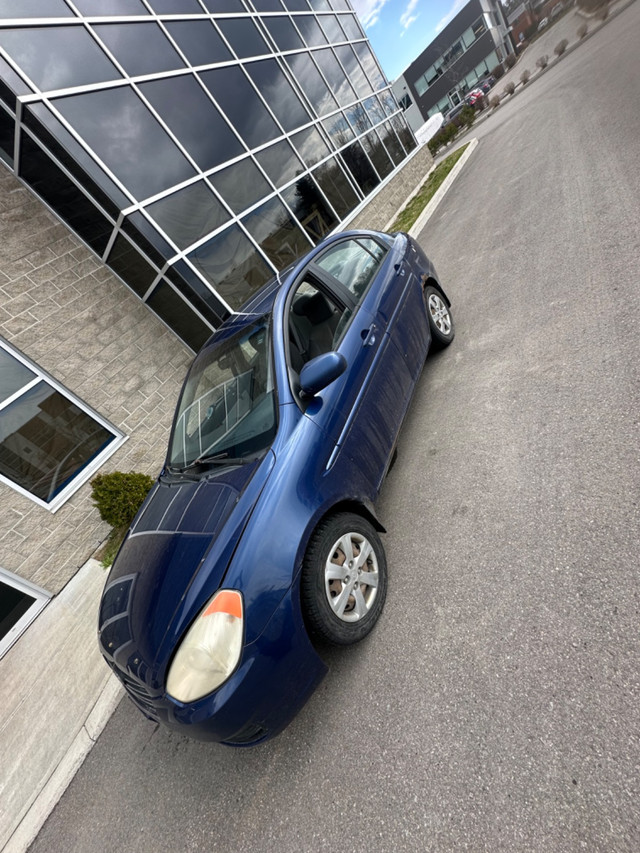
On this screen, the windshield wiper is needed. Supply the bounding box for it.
[174,451,249,474]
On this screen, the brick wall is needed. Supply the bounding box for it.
[345,143,434,232]
[0,167,192,594]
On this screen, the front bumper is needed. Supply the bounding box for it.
[107,583,328,745]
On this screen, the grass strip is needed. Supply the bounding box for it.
[390,143,469,233]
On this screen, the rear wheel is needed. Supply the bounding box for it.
[424,285,455,349]
[301,513,387,646]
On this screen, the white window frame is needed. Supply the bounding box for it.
[0,338,127,513]
[0,567,50,659]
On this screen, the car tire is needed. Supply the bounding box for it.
[424,285,455,349]
[301,513,387,646]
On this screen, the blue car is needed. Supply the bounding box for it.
[98,229,454,745]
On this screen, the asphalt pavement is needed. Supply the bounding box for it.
[23,3,640,851]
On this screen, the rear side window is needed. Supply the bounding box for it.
[315,237,387,303]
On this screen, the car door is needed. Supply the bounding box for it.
[291,235,416,493]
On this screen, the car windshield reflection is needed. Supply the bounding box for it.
[168,315,276,471]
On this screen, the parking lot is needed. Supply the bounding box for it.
[30,3,640,851]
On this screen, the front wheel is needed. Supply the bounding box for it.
[301,513,387,646]
[424,285,455,349]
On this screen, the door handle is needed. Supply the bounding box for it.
[361,324,377,346]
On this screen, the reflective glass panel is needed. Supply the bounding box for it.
[281,176,336,242]
[0,107,13,166]
[0,55,32,107]
[25,102,126,214]
[338,13,362,40]
[379,89,397,116]
[0,380,115,504]
[363,94,385,125]
[313,48,355,107]
[290,125,330,167]
[121,213,171,267]
[245,58,310,134]
[309,0,330,9]
[317,14,344,42]
[146,180,231,250]
[379,120,404,165]
[146,282,212,353]
[0,26,120,91]
[200,66,279,150]
[283,0,310,11]
[334,44,371,98]
[201,0,246,10]
[292,15,326,46]
[165,20,233,66]
[0,351,36,401]
[217,18,269,59]
[73,0,148,13]
[353,42,386,90]
[252,0,283,9]
[285,53,337,117]
[360,129,392,180]
[322,112,353,148]
[148,0,203,12]
[93,23,185,76]
[166,263,226,326]
[255,139,303,188]
[312,156,359,217]
[341,139,379,195]
[0,0,72,17]
[241,196,310,269]
[346,102,371,134]
[391,113,416,153]
[188,224,274,311]
[19,135,114,255]
[209,157,271,215]
[107,233,159,297]
[139,75,243,173]
[262,16,304,51]
[53,87,196,200]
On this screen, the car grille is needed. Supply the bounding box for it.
[106,659,160,721]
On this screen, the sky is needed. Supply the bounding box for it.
[351,0,473,81]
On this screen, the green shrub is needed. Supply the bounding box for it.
[91,471,155,529]
[554,39,569,56]
[577,22,588,38]
[520,69,531,85]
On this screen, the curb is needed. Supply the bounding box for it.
[409,138,478,238]
[3,676,123,853]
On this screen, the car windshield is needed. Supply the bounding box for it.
[167,315,277,471]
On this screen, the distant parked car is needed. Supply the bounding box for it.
[442,102,467,126]
[477,76,495,94]
[465,88,485,107]
[551,3,563,18]
[538,16,549,30]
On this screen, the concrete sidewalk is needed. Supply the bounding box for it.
[0,558,123,853]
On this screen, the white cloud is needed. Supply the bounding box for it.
[400,0,420,30]
[350,0,389,28]
[434,0,468,33]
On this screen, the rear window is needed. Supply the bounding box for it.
[315,237,387,303]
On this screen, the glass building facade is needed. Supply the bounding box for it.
[0,0,417,352]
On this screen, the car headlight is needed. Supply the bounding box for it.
[166,589,243,703]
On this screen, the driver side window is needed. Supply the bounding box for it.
[288,280,350,374]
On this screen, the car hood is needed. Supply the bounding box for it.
[98,456,274,683]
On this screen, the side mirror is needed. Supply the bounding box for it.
[299,352,347,397]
